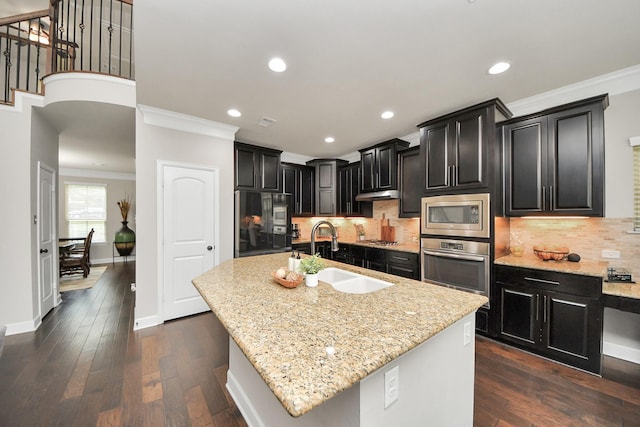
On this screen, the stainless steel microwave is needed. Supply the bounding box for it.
[421,193,490,239]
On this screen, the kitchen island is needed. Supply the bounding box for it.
[192,253,487,426]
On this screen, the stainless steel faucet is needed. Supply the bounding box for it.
[310,220,339,255]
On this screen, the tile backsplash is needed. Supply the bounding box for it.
[292,199,420,244]
[509,217,640,280]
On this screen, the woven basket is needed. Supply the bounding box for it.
[271,271,303,288]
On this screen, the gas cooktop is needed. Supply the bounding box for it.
[359,239,398,246]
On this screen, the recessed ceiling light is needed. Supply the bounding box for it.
[324,136,335,143]
[488,61,510,75]
[381,111,394,119]
[227,109,242,118]
[268,57,287,72]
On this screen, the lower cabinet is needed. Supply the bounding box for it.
[496,265,602,374]
[386,250,420,279]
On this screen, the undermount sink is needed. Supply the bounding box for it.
[317,267,394,294]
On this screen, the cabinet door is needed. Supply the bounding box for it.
[260,151,281,192]
[337,167,350,216]
[498,284,540,348]
[503,117,547,215]
[376,145,396,190]
[299,166,315,216]
[543,291,601,373]
[547,103,604,215]
[282,165,300,214]
[316,163,336,216]
[399,147,421,218]
[235,145,257,190]
[453,108,487,188]
[420,120,450,191]
[360,148,376,192]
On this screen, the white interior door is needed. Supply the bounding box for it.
[162,164,216,321]
[38,162,57,319]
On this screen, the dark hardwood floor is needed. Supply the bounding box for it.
[0,262,638,426]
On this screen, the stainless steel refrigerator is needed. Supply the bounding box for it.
[235,191,292,258]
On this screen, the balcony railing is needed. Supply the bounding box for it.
[0,0,134,104]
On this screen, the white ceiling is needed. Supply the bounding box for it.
[4,0,640,172]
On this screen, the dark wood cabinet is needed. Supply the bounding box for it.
[502,94,608,216]
[359,139,409,193]
[338,162,372,217]
[235,142,282,192]
[418,99,511,194]
[307,159,347,217]
[282,163,314,216]
[495,265,602,374]
[398,147,421,218]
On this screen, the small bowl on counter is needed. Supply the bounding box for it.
[533,245,570,261]
[271,270,304,288]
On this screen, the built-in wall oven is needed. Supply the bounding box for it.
[421,237,490,307]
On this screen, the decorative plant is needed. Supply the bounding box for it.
[299,254,325,275]
[117,195,132,222]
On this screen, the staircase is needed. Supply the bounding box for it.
[0,0,134,105]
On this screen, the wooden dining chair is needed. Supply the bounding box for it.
[60,228,94,278]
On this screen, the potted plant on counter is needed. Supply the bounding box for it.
[300,254,325,287]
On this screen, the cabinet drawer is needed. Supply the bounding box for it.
[386,250,418,267]
[496,265,601,298]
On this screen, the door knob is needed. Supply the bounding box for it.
[40,248,48,254]
[207,245,213,251]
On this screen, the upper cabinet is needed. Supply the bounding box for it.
[418,99,511,194]
[282,163,315,216]
[338,162,372,217]
[235,142,282,192]
[502,94,608,217]
[398,146,421,218]
[359,139,410,193]
[307,159,348,217]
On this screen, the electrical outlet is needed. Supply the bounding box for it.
[601,249,621,259]
[464,322,471,346]
[384,366,399,408]
[130,283,136,292]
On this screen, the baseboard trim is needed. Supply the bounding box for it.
[603,340,640,364]
[5,317,41,336]
[91,256,136,265]
[133,314,162,331]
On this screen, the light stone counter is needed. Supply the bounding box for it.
[192,253,487,417]
[495,254,639,300]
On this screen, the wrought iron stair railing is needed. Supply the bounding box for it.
[1,0,134,105]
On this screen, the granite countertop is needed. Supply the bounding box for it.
[192,253,486,417]
[292,238,421,254]
[495,254,639,300]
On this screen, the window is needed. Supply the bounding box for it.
[65,183,107,242]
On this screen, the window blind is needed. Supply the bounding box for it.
[65,183,107,242]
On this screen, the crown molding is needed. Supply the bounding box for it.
[507,64,640,117]
[59,168,136,181]
[138,104,239,140]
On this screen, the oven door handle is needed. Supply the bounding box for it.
[423,250,486,263]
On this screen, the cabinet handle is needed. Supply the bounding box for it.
[347,201,351,215]
[446,166,450,186]
[542,186,546,211]
[391,255,409,261]
[549,185,554,210]
[524,276,560,286]
[535,294,540,321]
[543,295,548,323]
[451,164,457,186]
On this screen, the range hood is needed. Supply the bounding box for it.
[355,190,400,201]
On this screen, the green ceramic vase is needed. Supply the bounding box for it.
[114,221,135,256]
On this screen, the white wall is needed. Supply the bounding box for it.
[57,173,136,263]
[0,92,62,333]
[603,88,640,218]
[134,106,237,328]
